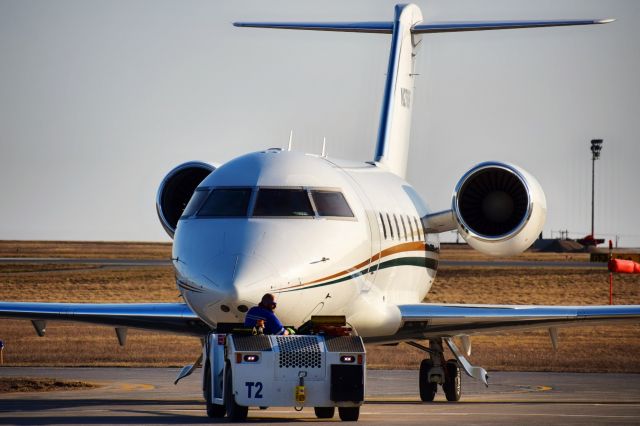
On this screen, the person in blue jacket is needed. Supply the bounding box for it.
[244,293,289,335]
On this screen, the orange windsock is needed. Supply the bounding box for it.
[608,259,640,274]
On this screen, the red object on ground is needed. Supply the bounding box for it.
[608,259,640,274]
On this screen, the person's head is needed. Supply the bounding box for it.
[259,293,277,311]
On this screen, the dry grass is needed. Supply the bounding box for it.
[0,241,639,372]
[439,243,591,263]
[0,265,178,303]
[0,240,171,260]
[429,266,639,305]
[0,377,96,393]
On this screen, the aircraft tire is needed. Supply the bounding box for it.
[443,359,462,402]
[224,366,248,422]
[314,406,335,418]
[338,406,360,421]
[419,359,437,402]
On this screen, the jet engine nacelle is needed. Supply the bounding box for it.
[452,162,546,257]
[156,161,215,238]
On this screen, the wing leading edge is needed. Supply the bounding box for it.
[0,302,210,336]
[363,303,640,343]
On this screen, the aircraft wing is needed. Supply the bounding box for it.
[366,303,640,343]
[4,301,639,342]
[0,302,210,336]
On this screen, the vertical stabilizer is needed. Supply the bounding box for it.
[374,4,423,178]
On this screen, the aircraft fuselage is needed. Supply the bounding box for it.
[172,149,438,337]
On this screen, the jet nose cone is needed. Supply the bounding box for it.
[206,252,277,306]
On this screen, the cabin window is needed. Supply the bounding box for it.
[407,215,415,242]
[414,217,423,241]
[198,188,252,217]
[253,188,314,217]
[379,212,387,239]
[400,215,408,241]
[393,214,402,240]
[386,213,394,239]
[181,188,209,218]
[310,190,354,217]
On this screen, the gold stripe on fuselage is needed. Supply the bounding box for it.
[292,241,429,290]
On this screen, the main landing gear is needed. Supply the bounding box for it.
[410,338,466,402]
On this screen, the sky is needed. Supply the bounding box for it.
[1,0,638,246]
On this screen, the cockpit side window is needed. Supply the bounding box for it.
[197,188,252,217]
[181,188,209,218]
[253,188,314,217]
[310,190,354,218]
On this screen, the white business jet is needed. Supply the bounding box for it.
[1,3,637,403]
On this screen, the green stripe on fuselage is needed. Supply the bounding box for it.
[278,256,438,293]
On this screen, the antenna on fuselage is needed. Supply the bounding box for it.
[287,130,293,151]
[321,137,327,157]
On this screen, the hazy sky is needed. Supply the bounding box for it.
[1,0,638,246]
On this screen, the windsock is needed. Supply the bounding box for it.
[608,259,640,274]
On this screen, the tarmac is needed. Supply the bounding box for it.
[1,368,639,425]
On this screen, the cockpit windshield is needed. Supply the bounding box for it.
[310,190,354,217]
[185,186,355,220]
[253,188,314,217]
[181,188,209,218]
[197,188,252,217]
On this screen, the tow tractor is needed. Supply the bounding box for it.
[201,316,366,422]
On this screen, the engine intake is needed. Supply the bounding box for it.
[453,162,546,256]
[156,161,215,238]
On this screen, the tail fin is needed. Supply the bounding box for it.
[374,4,422,178]
[234,4,614,178]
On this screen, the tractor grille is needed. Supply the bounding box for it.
[325,336,365,353]
[277,336,322,369]
[232,335,272,352]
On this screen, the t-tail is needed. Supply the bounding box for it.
[234,4,614,178]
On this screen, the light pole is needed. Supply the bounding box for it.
[590,139,603,238]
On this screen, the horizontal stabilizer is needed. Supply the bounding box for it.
[234,8,614,179]
[412,18,614,33]
[233,21,393,33]
[234,19,614,35]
